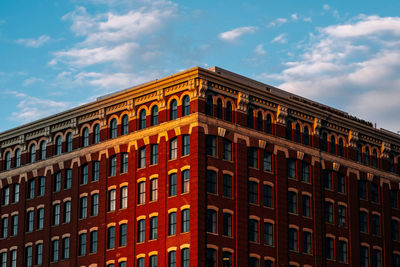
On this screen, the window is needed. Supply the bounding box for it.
[288,228,298,251]
[91,193,99,216]
[216,98,223,118]
[330,136,336,154]
[182,135,190,156]
[11,214,18,236]
[248,181,258,204]
[206,170,217,194]
[223,213,232,237]
[5,151,11,170]
[365,147,370,166]
[371,183,379,203]
[338,138,344,156]
[356,143,362,163]
[120,186,128,209]
[226,101,232,122]
[182,170,190,194]
[324,171,332,190]
[150,217,157,240]
[64,169,72,189]
[361,246,369,267]
[30,144,36,162]
[108,226,115,249]
[372,149,378,168]
[109,156,117,176]
[391,190,398,208]
[108,189,116,211]
[151,144,158,165]
[137,219,145,243]
[138,147,146,168]
[286,121,293,140]
[182,209,189,233]
[150,178,158,201]
[34,243,43,265]
[206,209,217,233]
[53,203,60,225]
[263,184,273,207]
[51,239,59,262]
[121,153,128,173]
[137,258,145,267]
[89,230,98,253]
[326,237,334,260]
[304,231,312,254]
[93,161,99,181]
[249,257,259,267]
[54,172,61,192]
[206,248,217,267]
[206,135,216,156]
[169,212,177,235]
[37,208,44,229]
[55,136,62,155]
[170,99,178,120]
[247,106,254,128]
[169,173,177,196]
[288,191,297,214]
[338,205,347,227]
[170,138,177,160]
[62,237,70,259]
[93,124,100,144]
[151,105,159,125]
[181,248,189,267]
[339,240,347,263]
[139,109,146,129]
[63,201,71,223]
[248,148,258,168]
[265,260,273,267]
[223,174,232,198]
[206,95,213,116]
[295,123,301,142]
[138,181,145,204]
[1,217,8,238]
[264,151,272,172]
[15,149,21,167]
[390,154,395,172]
[80,196,87,219]
[302,195,310,217]
[121,115,129,135]
[222,139,232,161]
[325,201,333,223]
[302,162,309,182]
[28,179,35,199]
[373,249,381,267]
[393,220,399,241]
[360,211,368,233]
[83,127,89,147]
[25,245,33,267]
[393,253,400,267]
[150,255,157,267]
[257,111,263,131]
[119,262,126,267]
[2,186,9,206]
[81,164,88,184]
[119,223,127,246]
[372,214,380,236]
[337,173,345,193]
[321,132,327,151]
[168,251,176,267]
[287,159,296,179]
[249,219,259,242]
[10,249,17,267]
[359,180,367,199]
[110,118,117,138]
[12,184,19,203]
[79,233,86,255]
[264,222,273,245]
[66,133,73,152]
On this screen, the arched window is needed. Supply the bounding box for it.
[170,99,177,120]
[321,132,327,151]
[56,136,62,155]
[247,106,254,128]
[372,149,378,168]
[338,138,344,156]
[82,127,89,147]
[295,123,301,143]
[330,136,336,154]
[206,95,213,116]
[5,151,11,170]
[151,106,159,126]
[216,99,223,119]
[226,101,232,122]
[182,95,190,116]
[121,115,129,135]
[286,121,292,140]
[15,148,21,167]
[390,154,395,172]
[110,118,117,138]
[93,124,100,144]
[257,111,263,131]
[266,114,272,134]
[139,110,146,130]
[66,133,73,152]
[30,144,36,163]
[356,143,362,163]
[303,127,309,145]
[40,140,46,160]
[365,147,370,166]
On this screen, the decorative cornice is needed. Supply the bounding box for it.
[276,105,288,125]
[237,92,249,112]
[348,130,359,148]
[381,142,391,159]
[313,118,321,136]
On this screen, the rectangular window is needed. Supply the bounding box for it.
[63,201,71,223]
[264,185,273,207]
[119,224,127,246]
[138,182,145,204]
[326,237,334,260]
[108,189,116,211]
[1,217,8,239]
[181,248,189,267]
[150,144,158,165]
[28,179,35,199]
[391,190,398,208]
[150,255,157,267]
[90,231,98,253]
[371,183,379,203]
[223,139,232,161]
[121,153,128,173]
[120,186,128,209]
[263,151,272,172]
[339,241,347,263]
[182,209,189,233]
[324,171,332,190]
[109,156,117,176]
[361,246,369,267]
[150,178,158,201]
[325,201,333,223]
[392,220,399,241]
[287,159,296,179]
[0,252,6,267]
[80,197,87,219]
[302,162,309,182]
[51,240,59,262]
[248,181,258,204]
[35,243,43,265]
[62,237,70,259]
[107,226,116,249]
[137,220,145,243]
[79,233,86,256]
[303,231,312,254]
[223,174,232,198]
[27,210,34,232]
[264,222,273,245]
[2,186,9,206]
[53,204,60,225]
[25,246,33,267]
[170,138,177,160]
[206,135,216,156]
[249,219,259,242]
[138,147,146,168]
[92,161,100,181]
[37,177,45,197]
[182,135,190,156]
[302,195,311,217]
[91,194,99,216]
[360,211,368,233]
[182,170,190,194]
[359,180,367,199]
[54,172,61,192]
[81,164,88,184]
[169,173,177,196]
[10,249,17,267]
[337,173,345,193]
[12,184,19,203]
[11,215,18,236]
[248,148,258,168]
[37,208,44,229]
[64,170,72,189]
[288,191,297,214]
[150,217,158,240]
[338,205,347,227]
[373,249,381,267]
[168,251,176,267]
[206,209,217,233]
[169,212,176,236]
[372,215,380,236]
[288,228,298,251]
[223,213,232,237]
[206,170,217,194]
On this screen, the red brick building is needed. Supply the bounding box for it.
[0,66,400,267]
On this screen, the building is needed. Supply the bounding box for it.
[0,66,400,267]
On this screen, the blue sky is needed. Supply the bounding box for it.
[1,0,400,133]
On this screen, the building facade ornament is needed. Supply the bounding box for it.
[313,118,321,136]
[127,99,135,118]
[276,105,288,125]
[237,92,249,112]
[381,141,391,159]
[348,130,359,148]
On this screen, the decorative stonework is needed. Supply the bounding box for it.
[218,127,226,137]
[156,89,166,109]
[367,173,374,181]
[297,151,304,160]
[78,111,98,124]
[106,102,127,115]
[276,105,288,125]
[127,99,135,118]
[237,92,249,112]
[313,118,321,136]
[198,79,208,98]
[381,142,391,159]
[348,130,359,148]
[333,162,340,172]
[98,108,107,127]
[259,140,267,149]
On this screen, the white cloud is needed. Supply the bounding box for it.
[15,35,50,48]
[22,77,45,87]
[219,26,258,42]
[271,33,287,44]
[323,4,330,10]
[254,44,266,56]
[291,14,298,20]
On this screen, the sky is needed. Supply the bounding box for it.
[1,0,400,133]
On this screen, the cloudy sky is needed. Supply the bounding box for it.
[1,0,400,133]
